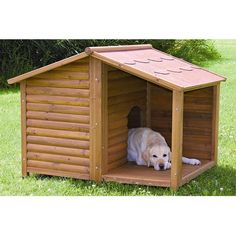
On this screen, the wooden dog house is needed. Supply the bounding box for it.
[8,44,226,190]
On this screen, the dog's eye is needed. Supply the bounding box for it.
[152,155,157,158]
[163,154,167,157]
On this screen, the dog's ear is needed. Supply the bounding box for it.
[142,148,151,167]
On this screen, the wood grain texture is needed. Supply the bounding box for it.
[27,144,89,158]
[171,90,184,190]
[27,103,89,115]
[20,81,28,176]
[107,68,147,168]
[89,58,106,181]
[27,127,89,140]
[27,152,89,166]
[211,85,220,164]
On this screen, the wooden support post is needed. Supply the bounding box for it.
[146,82,151,127]
[171,90,184,190]
[20,81,28,177]
[211,84,220,164]
[89,58,108,181]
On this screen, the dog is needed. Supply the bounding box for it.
[127,127,201,171]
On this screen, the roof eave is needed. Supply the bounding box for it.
[7,52,89,84]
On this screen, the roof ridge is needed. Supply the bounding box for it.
[85,44,152,54]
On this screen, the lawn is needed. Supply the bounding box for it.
[0,40,236,196]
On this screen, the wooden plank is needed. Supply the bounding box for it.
[26,86,89,98]
[108,149,127,163]
[181,161,215,186]
[27,152,89,166]
[85,44,152,54]
[27,79,89,89]
[27,144,89,158]
[89,58,106,181]
[27,127,89,140]
[27,103,89,115]
[102,63,108,175]
[20,81,28,177]
[103,162,170,187]
[211,85,220,164]
[108,142,127,155]
[108,158,127,171]
[146,82,151,127]
[27,167,90,180]
[27,111,89,124]
[28,160,89,174]
[33,71,89,80]
[7,52,88,84]
[171,90,184,190]
[27,136,89,149]
[27,119,89,132]
[26,95,89,107]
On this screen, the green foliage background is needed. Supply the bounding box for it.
[0,39,220,88]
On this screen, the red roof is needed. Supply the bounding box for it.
[8,44,226,91]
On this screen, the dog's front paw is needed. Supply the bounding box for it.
[189,159,201,165]
[165,162,171,170]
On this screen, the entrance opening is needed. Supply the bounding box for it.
[127,106,143,129]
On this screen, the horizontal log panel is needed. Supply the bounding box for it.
[108,132,128,147]
[183,141,212,152]
[151,120,172,129]
[183,127,212,136]
[27,111,89,124]
[108,118,127,130]
[55,64,89,72]
[26,86,89,98]
[184,96,213,106]
[108,142,127,155]
[27,167,90,180]
[32,70,89,80]
[108,91,146,106]
[27,119,89,132]
[183,150,211,160]
[28,160,89,174]
[184,104,212,113]
[108,86,146,97]
[151,98,172,109]
[27,103,89,115]
[108,70,132,80]
[150,85,172,95]
[26,95,89,107]
[27,127,89,140]
[27,136,89,149]
[27,152,89,166]
[27,144,89,158]
[108,76,144,89]
[108,99,146,114]
[27,79,89,89]
[185,87,213,98]
[108,111,128,121]
[184,112,212,120]
[108,149,127,164]
[108,158,127,171]
[184,119,211,129]
[108,127,128,139]
[151,110,172,118]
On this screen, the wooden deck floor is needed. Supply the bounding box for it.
[103,160,215,187]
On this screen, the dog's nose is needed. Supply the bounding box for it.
[159,163,164,170]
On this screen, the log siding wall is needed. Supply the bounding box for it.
[25,58,90,179]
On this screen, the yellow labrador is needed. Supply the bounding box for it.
[127,128,201,171]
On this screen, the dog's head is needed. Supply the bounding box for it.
[143,144,171,171]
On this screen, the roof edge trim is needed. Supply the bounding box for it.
[85,44,153,54]
[7,52,88,84]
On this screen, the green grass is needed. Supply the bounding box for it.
[0,40,236,196]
